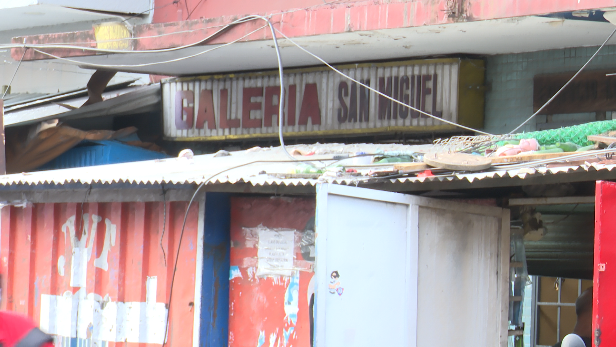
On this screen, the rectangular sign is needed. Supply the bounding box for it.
[162,58,484,140]
[534,69,616,115]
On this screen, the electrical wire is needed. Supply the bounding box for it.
[31,24,267,69]
[3,46,27,99]
[186,0,206,20]
[160,156,340,346]
[508,26,616,134]
[11,16,258,55]
[274,28,494,136]
[266,19,295,161]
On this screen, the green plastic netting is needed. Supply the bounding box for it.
[514,120,616,146]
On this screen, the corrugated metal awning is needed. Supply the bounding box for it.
[0,143,612,193]
[4,83,160,128]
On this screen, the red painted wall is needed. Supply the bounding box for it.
[153,0,616,25]
[0,201,200,347]
[594,181,616,347]
[229,196,315,347]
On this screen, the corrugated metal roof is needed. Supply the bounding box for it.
[0,143,613,190]
[3,83,159,127]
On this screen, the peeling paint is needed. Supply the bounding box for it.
[40,278,168,344]
[257,330,265,347]
[268,331,278,347]
[284,272,300,325]
[230,266,243,280]
[283,327,295,346]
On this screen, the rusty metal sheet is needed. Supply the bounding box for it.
[161,59,485,140]
[229,196,316,347]
[0,200,201,347]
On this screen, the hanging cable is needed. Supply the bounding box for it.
[264,18,295,161]
[508,26,616,134]
[31,24,267,69]
[273,28,493,136]
[3,45,27,99]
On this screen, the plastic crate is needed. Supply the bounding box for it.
[39,140,168,170]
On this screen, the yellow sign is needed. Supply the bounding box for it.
[94,22,131,51]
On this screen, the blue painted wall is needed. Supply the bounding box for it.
[200,193,231,347]
[484,45,616,135]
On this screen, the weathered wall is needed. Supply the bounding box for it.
[153,0,616,26]
[0,200,200,347]
[229,196,315,347]
[484,44,616,134]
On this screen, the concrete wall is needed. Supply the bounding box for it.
[484,45,616,135]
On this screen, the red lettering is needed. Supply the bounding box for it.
[219,89,239,129]
[242,87,263,128]
[263,86,281,127]
[298,84,321,126]
[196,89,216,130]
[175,90,194,130]
[287,85,297,126]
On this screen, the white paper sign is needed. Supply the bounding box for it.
[257,229,295,277]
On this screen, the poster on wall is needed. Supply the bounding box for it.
[229,197,316,347]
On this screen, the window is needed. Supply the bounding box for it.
[531,276,592,347]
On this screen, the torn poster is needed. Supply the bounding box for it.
[257,228,295,277]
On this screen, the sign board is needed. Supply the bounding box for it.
[162,58,485,141]
[534,69,616,115]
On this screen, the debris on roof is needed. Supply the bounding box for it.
[0,120,615,190]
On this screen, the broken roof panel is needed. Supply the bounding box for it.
[3,82,160,127]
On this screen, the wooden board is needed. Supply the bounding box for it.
[423,153,492,171]
[490,151,582,164]
[588,135,616,144]
[393,162,430,171]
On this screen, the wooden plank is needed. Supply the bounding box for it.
[393,162,430,171]
[588,135,616,144]
[508,196,595,206]
[423,153,492,171]
[490,151,580,164]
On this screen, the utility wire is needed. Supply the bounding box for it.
[508,26,616,134]
[186,0,206,20]
[274,28,493,136]
[31,24,267,69]
[3,46,27,99]
[13,16,258,55]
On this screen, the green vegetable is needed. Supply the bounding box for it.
[535,148,565,154]
[555,142,579,152]
[576,145,596,152]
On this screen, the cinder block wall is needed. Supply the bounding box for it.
[484,45,616,135]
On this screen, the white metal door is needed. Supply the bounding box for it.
[314,184,509,347]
